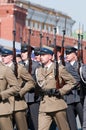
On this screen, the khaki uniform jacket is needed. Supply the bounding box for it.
[9,63,35,111]
[36,63,76,112]
[0,62,20,116]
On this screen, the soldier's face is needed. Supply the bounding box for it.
[66,53,77,62]
[35,55,41,62]
[40,54,52,65]
[2,55,13,64]
[21,52,28,61]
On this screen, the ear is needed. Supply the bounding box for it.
[48,54,53,60]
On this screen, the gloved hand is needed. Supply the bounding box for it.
[0,94,2,102]
[15,93,21,100]
[53,89,61,98]
[47,88,61,98]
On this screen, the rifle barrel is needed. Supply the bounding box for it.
[61,29,65,66]
[13,30,18,77]
[40,31,43,48]
[53,27,60,89]
[28,28,32,74]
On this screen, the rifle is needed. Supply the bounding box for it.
[28,28,32,74]
[77,32,82,73]
[40,30,43,48]
[77,24,84,71]
[20,27,23,46]
[80,30,84,64]
[61,18,66,66]
[61,29,65,66]
[13,29,18,77]
[46,35,49,46]
[53,27,60,89]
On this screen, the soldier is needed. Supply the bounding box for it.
[21,44,40,130]
[1,47,35,130]
[35,45,76,130]
[34,47,57,130]
[0,51,20,130]
[65,46,83,130]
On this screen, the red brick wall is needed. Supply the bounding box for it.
[24,28,86,64]
[0,4,27,42]
[0,4,86,63]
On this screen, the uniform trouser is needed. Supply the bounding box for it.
[13,110,28,130]
[38,109,70,130]
[27,102,39,130]
[66,102,83,130]
[0,114,13,130]
[83,96,86,130]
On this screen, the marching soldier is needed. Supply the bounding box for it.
[21,44,40,130]
[35,45,76,130]
[1,47,35,130]
[65,46,83,130]
[34,47,57,130]
[0,50,20,130]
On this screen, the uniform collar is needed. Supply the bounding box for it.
[70,61,75,66]
[5,62,13,67]
[24,60,28,65]
[44,62,53,70]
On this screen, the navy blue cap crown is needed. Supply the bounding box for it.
[1,48,13,56]
[0,45,3,54]
[39,45,54,55]
[34,47,40,56]
[65,46,77,55]
[21,44,28,53]
[21,44,34,53]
